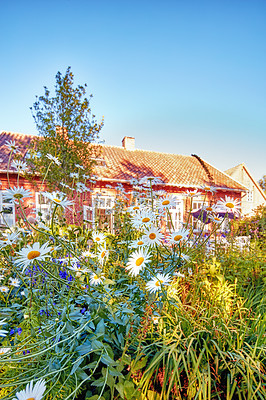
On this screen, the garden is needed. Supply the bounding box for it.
[0,142,265,400]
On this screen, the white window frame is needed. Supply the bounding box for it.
[191,199,209,232]
[247,190,253,203]
[83,194,115,231]
[167,196,184,231]
[0,191,16,227]
[35,192,52,222]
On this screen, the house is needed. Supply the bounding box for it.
[225,163,266,216]
[0,131,247,229]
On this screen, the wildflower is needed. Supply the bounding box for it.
[12,379,46,400]
[174,271,185,278]
[97,247,109,265]
[200,185,217,193]
[131,209,156,229]
[168,228,189,245]
[0,275,4,281]
[217,196,241,216]
[90,273,104,286]
[46,153,61,166]
[188,267,193,276]
[14,242,55,272]
[70,172,79,179]
[0,319,8,337]
[128,238,146,249]
[0,232,20,248]
[184,189,202,197]
[0,347,11,355]
[158,194,176,209]
[180,253,190,262]
[142,226,163,247]
[81,250,96,258]
[17,327,22,335]
[11,160,28,173]
[75,163,84,170]
[146,273,172,293]
[68,263,90,277]
[10,328,15,335]
[2,186,32,202]
[9,277,20,287]
[0,286,9,293]
[42,191,73,209]
[139,176,163,186]
[92,231,105,244]
[209,215,223,223]
[151,315,160,324]
[126,248,152,276]
[5,140,18,153]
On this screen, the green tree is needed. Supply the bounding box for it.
[27,67,103,190]
[258,175,266,193]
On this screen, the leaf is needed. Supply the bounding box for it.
[101,353,116,366]
[70,357,83,375]
[76,342,92,355]
[95,319,105,336]
[123,380,136,399]
[131,357,147,373]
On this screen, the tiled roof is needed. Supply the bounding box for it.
[0,131,246,191]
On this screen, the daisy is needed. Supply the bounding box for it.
[0,319,8,337]
[200,185,217,194]
[202,204,217,213]
[67,263,90,277]
[9,277,20,287]
[146,273,172,293]
[75,163,84,170]
[174,271,185,278]
[216,196,241,216]
[42,191,73,209]
[14,242,54,272]
[97,247,109,265]
[0,275,5,281]
[139,176,163,187]
[158,194,176,210]
[0,232,20,248]
[142,226,163,248]
[127,204,145,214]
[70,172,79,179]
[3,187,32,202]
[151,315,160,324]
[128,238,146,249]
[12,379,46,400]
[11,160,28,173]
[126,248,152,276]
[184,189,202,198]
[5,140,18,153]
[0,347,11,355]
[90,272,104,286]
[92,231,106,244]
[188,267,193,276]
[131,209,156,229]
[81,250,96,258]
[46,153,61,166]
[0,286,9,293]
[168,228,189,245]
[209,215,223,223]
[179,253,190,262]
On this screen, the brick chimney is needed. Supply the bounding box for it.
[122,136,135,150]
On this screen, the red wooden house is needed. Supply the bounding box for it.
[0,131,247,230]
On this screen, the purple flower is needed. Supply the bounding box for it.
[10,328,15,335]
[17,327,22,335]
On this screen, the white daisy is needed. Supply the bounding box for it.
[151,315,160,324]
[75,163,84,170]
[126,248,152,276]
[128,238,146,249]
[12,379,46,400]
[46,153,61,166]
[90,273,104,286]
[139,176,163,187]
[216,196,241,216]
[184,189,202,198]
[179,253,190,262]
[209,215,223,223]
[67,263,90,277]
[42,191,73,209]
[142,226,163,248]
[0,232,20,248]
[174,271,185,278]
[158,194,176,210]
[2,187,32,202]
[81,250,96,258]
[188,267,193,276]
[202,204,217,213]
[14,242,54,272]
[0,286,9,293]
[131,209,156,229]
[0,347,11,355]
[5,140,18,153]
[0,319,8,337]
[0,275,5,281]
[70,172,79,179]
[11,160,28,173]
[168,228,189,245]
[146,273,172,293]
[92,231,106,244]
[200,185,217,194]
[9,277,20,287]
[97,247,109,265]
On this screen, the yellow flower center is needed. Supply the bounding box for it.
[133,206,139,210]
[142,217,150,223]
[174,235,183,241]
[137,241,144,245]
[162,200,170,205]
[155,281,161,287]
[95,237,100,241]
[27,250,41,260]
[26,398,35,400]
[149,233,156,240]
[54,198,61,203]
[93,275,98,280]
[225,202,234,209]
[205,187,211,191]
[13,193,23,199]
[101,251,106,258]
[136,257,144,266]
[206,207,212,211]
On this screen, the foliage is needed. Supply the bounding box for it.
[258,175,266,193]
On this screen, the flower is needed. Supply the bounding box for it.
[97,247,109,265]
[11,160,28,173]
[216,196,241,216]
[174,271,185,278]
[184,189,202,197]
[2,187,32,202]
[75,163,84,170]
[9,277,20,287]
[209,215,223,223]
[0,286,9,293]
[70,172,79,179]
[179,253,190,262]
[46,153,61,166]
[0,347,11,355]
[142,226,163,247]
[151,315,160,324]
[90,273,104,286]
[14,242,55,272]
[200,185,217,193]
[81,250,96,258]
[92,231,106,244]
[12,379,46,400]
[0,232,20,248]
[0,319,8,337]
[131,209,156,229]
[128,238,146,249]
[139,176,164,187]
[188,267,193,276]
[42,191,73,209]
[158,194,176,210]
[67,263,90,277]
[168,228,189,245]
[126,248,152,276]
[5,140,18,153]
[146,273,172,293]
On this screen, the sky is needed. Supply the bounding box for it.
[1,0,266,181]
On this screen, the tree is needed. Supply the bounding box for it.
[27,67,103,190]
[258,175,266,193]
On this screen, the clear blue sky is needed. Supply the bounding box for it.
[1,0,265,181]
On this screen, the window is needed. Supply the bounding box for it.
[83,195,115,231]
[0,192,15,227]
[247,191,253,202]
[191,200,209,232]
[166,196,183,231]
[35,192,52,222]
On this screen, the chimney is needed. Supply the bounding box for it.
[122,136,135,150]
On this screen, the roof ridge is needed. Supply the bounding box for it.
[101,143,189,158]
